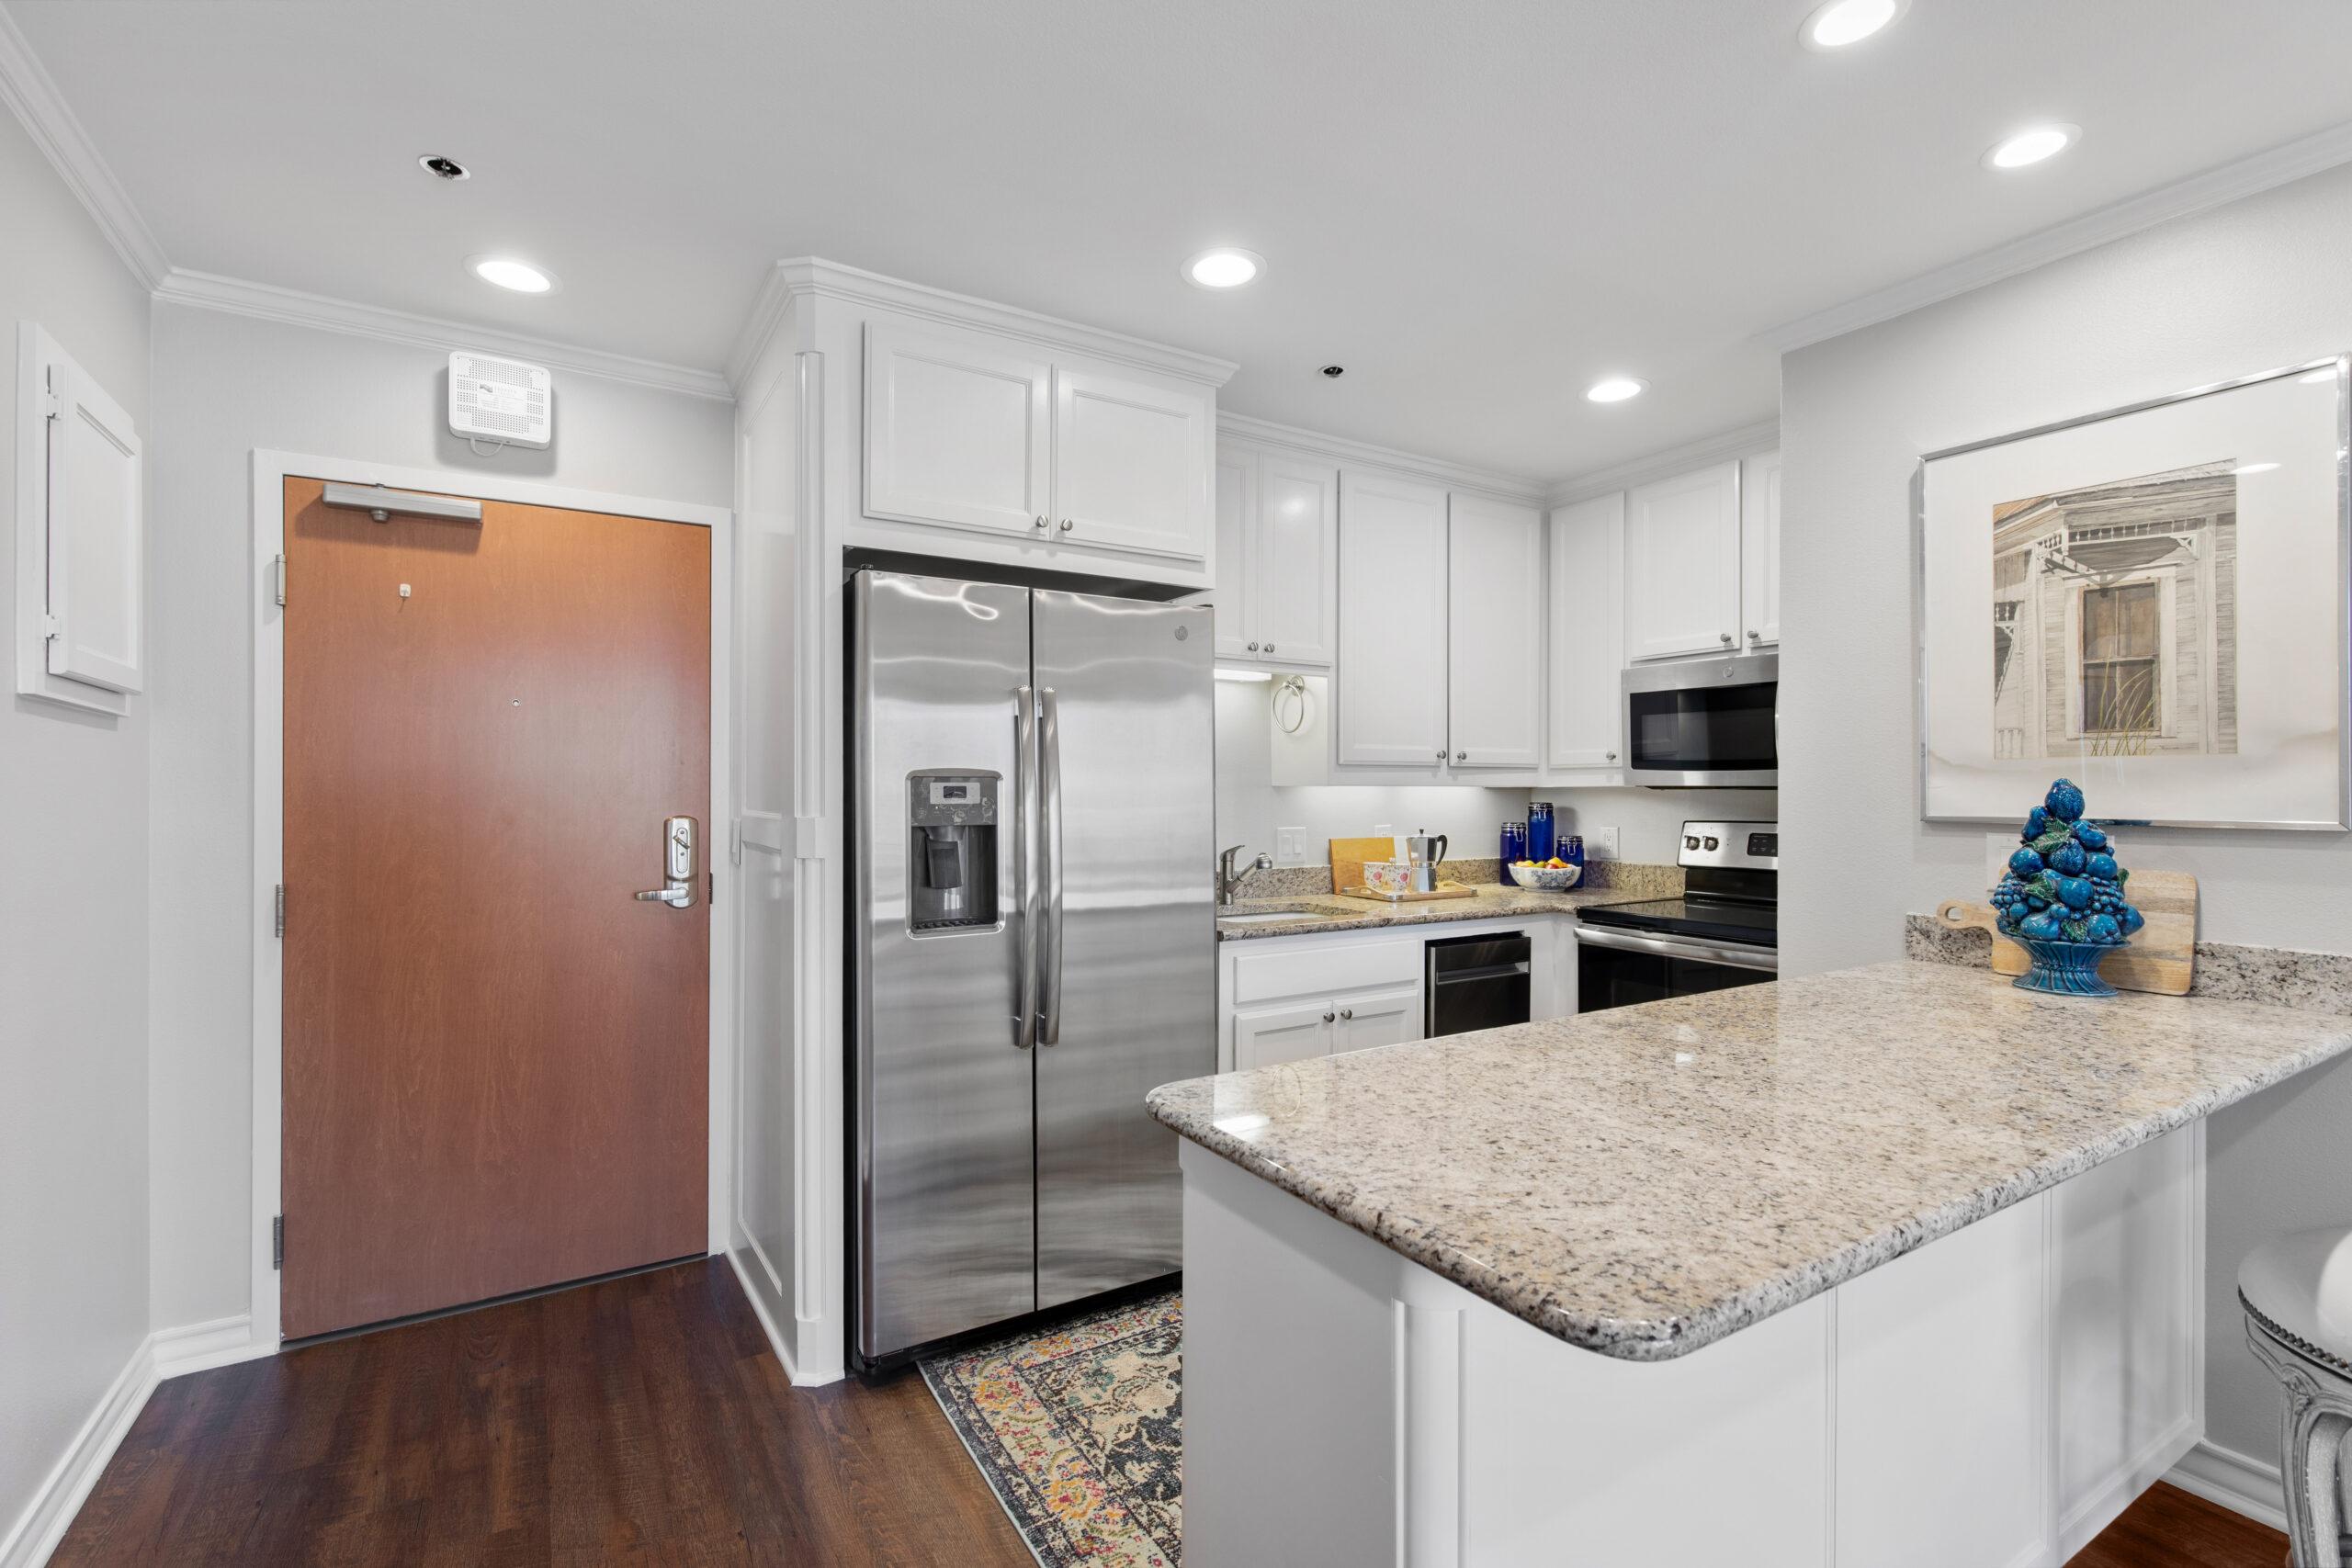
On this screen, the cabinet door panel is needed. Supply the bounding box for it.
[1335,472,1449,768]
[1252,455,1340,668]
[864,320,1051,537]
[1214,443,1256,657]
[1547,494,1624,770]
[1052,365,1211,560]
[1741,450,1781,649]
[1233,999,1333,1070]
[1446,495,1543,768]
[1623,462,1741,661]
[1333,984,1422,1054]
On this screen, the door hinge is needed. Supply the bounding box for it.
[272,1214,284,1270]
[40,614,60,641]
[41,384,60,420]
[274,884,286,938]
[271,553,287,607]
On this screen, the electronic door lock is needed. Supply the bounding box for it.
[635,815,699,908]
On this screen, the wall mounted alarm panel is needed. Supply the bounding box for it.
[447,351,553,448]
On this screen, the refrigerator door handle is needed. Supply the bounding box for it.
[1039,685,1065,1045]
[1012,686,1039,1049]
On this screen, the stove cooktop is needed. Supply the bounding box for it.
[1576,895,1778,948]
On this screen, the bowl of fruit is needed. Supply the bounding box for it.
[1510,857,1583,890]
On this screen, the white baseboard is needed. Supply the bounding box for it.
[0,1314,277,1568]
[2058,1414,2202,1561]
[2167,1436,2290,1534]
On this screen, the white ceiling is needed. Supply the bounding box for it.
[13,0,2352,483]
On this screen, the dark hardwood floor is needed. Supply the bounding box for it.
[51,1258,1031,1567]
[53,1255,2289,1566]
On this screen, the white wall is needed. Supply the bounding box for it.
[0,107,153,1558]
[1780,160,2352,1495]
[143,301,734,1333]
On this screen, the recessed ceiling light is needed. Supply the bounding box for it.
[1183,248,1264,289]
[468,255,558,294]
[418,154,469,181]
[1984,123,2079,171]
[1586,376,1647,404]
[1800,0,1905,51]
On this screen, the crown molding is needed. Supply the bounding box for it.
[154,269,734,400]
[1216,410,1545,504]
[1545,417,1780,507]
[731,257,1241,394]
[1759,118,2352,355]
[0,4,169,288]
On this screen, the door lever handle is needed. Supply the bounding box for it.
[636,815,699,909]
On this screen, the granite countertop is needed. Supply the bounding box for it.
[1216,882,1641,940]
[1148,960,2352,1361]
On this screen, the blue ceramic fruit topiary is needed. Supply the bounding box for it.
[1989,778,2141,996]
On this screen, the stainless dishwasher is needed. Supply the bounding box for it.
[1424,931,1532,1037]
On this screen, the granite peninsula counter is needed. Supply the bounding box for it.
[1156,960,2352,1567]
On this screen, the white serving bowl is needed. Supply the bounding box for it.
[1510,862,1584,890]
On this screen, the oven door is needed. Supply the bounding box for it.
[1575,925,1777,1013]
[1623,653,1777,787]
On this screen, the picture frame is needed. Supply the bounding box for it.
[1917,355,2351,829]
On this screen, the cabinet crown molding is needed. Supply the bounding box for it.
[1217,412,1544,506]
[1546,418,1781,509]
[729,257,1238,396]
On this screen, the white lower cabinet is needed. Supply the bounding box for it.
[1333,984,1420,1052]
[1232,985,1425,1071]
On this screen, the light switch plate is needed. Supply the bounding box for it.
[1589,827,1619,860]
[1275,826,1306,863]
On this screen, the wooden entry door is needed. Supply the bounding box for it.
[281,477,710,1339]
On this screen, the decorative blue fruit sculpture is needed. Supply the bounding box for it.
[1991,779,2142,996]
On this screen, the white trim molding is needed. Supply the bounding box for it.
[2165,1436,2290,1534]
[728,257,1239,397]
[1759,117,2352,354]
[1546,417,1781,508]
[1216,410,1545,506]
[0,6,169,289]
[156,270,732,400]
[246,449,737,1352]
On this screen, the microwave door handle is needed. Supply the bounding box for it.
[1038,687,1065,1045]
[1012,687,1039,1049]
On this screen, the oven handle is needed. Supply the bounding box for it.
[1574,924,1779,974]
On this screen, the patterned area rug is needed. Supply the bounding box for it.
[921,1292,1182,1567]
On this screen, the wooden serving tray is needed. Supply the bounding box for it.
[1934,869,2198,997]
[1336,881,1477,904]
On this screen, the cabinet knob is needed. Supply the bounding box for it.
[1747,628,1761,642]
[1034,515,1048,530]
[1340,1008,1353,1021]
[1719,631,1734,646]
[1435,750,1447,761]
[1059,517,1075,532]
[1264,642,1275,653]
[1455,750,1467,761]
[1321,1011,1336,1023]
[1606,750,1618,761]
[1247,641,1260,652]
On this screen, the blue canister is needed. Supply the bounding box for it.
[1527,802,1555,863]
[1561,835,1584,872]
[1500,822,1528,883]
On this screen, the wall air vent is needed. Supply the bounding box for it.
[448,351,552,449]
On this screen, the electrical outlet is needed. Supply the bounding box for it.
[1589,827,1619,860]
[1985,832,2014,891]
[1276,826,1306,864]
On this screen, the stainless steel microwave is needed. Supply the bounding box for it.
[1623,652,1778,788]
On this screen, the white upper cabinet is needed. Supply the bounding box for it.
[1216,442,1339,668]
[1741,449,1781,649]
[1547,492,1624,771]
[864,319,1052,538]
[1335,471,1450,767]
[863,317,1211,563]
[1051,364,1211,559]
[1623,460,1742,661]
[1445,495,1543,769]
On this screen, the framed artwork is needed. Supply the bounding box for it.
[1918,356,2349,829]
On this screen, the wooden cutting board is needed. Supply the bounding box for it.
[1935,869,2198,997]
[1329,836,1400,895]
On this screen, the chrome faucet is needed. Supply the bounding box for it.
[1218,843,1273,908]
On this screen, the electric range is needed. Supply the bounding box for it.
[1574,820,1778,1011]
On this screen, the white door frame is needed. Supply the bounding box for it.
[247,448,737,1351]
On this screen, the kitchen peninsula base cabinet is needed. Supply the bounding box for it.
[1179,1127,2200,1568]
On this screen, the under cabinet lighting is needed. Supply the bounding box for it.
[1215,667,1274,682]
[1800,0,1905,50]
[1984,124,2079,170]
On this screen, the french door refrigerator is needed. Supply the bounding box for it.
[849,567,1214,1369]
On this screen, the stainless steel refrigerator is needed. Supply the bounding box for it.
[849,567,1215,1368]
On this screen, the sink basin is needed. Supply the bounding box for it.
[1217,909,1347,926]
